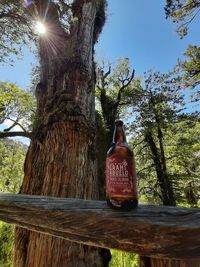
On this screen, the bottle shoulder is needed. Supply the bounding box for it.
[107,143,133,157]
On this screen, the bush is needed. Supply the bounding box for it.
[0,222,14,267]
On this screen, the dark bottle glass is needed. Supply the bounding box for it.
[106,120,138,210]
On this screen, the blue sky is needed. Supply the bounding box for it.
[0,0,200,90]
[96,0,200,75]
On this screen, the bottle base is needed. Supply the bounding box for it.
[106,197,138,210]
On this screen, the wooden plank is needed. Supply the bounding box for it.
[0,193,199,259]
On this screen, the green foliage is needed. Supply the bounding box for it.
[131,71,183,205]
[96,59,199,207]
[0,82,36,132]
[96,59,140,107]
[177,45,200,101]
[121,70,199,206]
[130,70,184,133]
[109,250,139,267]
[0,139,27,193]
[0,0,33,63]
[165,116,200,206]
[96,58,141,138]
[0,222,14,267]
[0,138,26,266]
[131,134,162,204]
[165,0,200,37]
[131,117,200,207]
[0,0,75,64]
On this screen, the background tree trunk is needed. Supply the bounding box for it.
[144,130,175,206]
[95,112,108,200]
[14,0,111,266]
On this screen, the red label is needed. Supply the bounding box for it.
[106,153,137,198]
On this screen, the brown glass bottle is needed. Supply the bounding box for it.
[106,120,138,210]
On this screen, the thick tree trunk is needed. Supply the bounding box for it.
[14,0,111,266]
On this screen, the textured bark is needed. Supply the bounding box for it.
[1,193,200,259]
[14,0,110,266]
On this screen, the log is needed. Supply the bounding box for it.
[0,193,199,259]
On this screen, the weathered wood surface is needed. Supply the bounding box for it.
[0,193,199,259]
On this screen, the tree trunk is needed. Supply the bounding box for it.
[148,90,176,206]
[14,0,111,266]
[145,131,175,206]
[185,183,198,207]
[157,126,176,206]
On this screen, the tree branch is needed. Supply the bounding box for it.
[137,164,155,175]
[103,65,111,80]
[3,122,18,132]
[97,64,111,89]
[4,117,28,133]
[177,7,200,34]
[0,131,32,139]
[132,138,145,148]
[115,69,135,107]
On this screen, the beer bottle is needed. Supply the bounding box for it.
[106,120,138,210]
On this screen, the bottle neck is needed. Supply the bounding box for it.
[113,125,127,144]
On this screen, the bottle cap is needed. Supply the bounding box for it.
[115,120,123,126]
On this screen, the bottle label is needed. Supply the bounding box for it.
[106,153,137,198]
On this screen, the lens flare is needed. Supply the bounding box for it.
[35,21,46,35]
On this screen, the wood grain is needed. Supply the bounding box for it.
[0,193,199,259]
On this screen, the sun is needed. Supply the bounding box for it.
[35,21,46,35]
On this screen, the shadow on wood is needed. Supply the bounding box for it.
[0,193,199,259]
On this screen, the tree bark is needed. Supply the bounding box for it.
[14,0,110,266]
